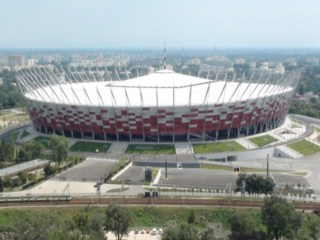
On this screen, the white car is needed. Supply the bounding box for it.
[151,228,157,235]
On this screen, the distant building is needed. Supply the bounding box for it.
[259,62,269,70]
[275,63,285,74]
[306,58,319,65]
[159,64,173,71]
[8,55,24,71]
[234,58,246,65]
[287,58,297,66]
[27,58,36,67]
[148,66,157,74]
[249,61,256,68]
[0,67,10,73]
[188,58,201,65]
[205,56,233,68]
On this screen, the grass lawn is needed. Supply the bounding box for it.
[21,130,30,139]
[239,167,288,173]
[31,136,51,148]
[0,109,13,116]
[287,140,320,156]
[315,127,320,132]
[201,163,233,171]
[125,144,175,154]
[10,131,20,141]
[193,141,245,154]
[249,135,278,147]
[289,172,308,177]
[0,113,29,122]
[70,141,111,153]
[201,163,288,173]
[0,206,262,230]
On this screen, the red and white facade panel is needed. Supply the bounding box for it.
[17,68,300,142]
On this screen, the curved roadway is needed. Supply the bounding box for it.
[287,114,320,195]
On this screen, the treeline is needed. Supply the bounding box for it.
[298,66,320,95]
[289,99,320,118]
[0,70,25,110]
[0,135,69,166]
[287,66,320,118]
[0,139,15,163]
[0,210,105,240]
[0,199,319,240]
[0,135,83,190]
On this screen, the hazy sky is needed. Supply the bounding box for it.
[0,0,319,49]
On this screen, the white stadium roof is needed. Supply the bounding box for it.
[24,70,293,107]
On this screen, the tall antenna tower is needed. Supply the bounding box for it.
[163,41,167,70]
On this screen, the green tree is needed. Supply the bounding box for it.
[25,140,44,160]
[104,204,132,240]
[229,211,257,240]
[18,171,28,184]
[162,221,213,240]
[187,209,195,224]
[0,177,3,192]
[3,176,11,188]
[28,173,36,181]
[298,84,305,95]
[310,97,318,104]
[50,135,69,165]
[178,223,198,240]
[0,70,25,109]
[0,139,15,162]
[199,227,216,240]
[0,140,7,161]
[11,177,22,187]
[73,212,89,234]
[0,211,103,240]
[235,173,275,196]
[16,140,44,163]
[15,148,30,163]
[304,214,320,240]
[262,195,303,240]
[43,164,55,177]
[162,220,180,240]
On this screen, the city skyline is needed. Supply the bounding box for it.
[1,0,320,49]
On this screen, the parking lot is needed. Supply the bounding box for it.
[272,173,310,187]
[115,166,146,184]
[54,157,117,182]
[159,168,238,189]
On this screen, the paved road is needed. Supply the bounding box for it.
[0,122,31,141]
[290,114,320,125]
[257,114,314,149]
[287,114,320,193]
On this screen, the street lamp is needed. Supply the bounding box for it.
[198,156,206,167]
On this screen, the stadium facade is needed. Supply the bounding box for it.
[17,67,300,142]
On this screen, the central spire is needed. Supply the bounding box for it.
[163,41,167,70]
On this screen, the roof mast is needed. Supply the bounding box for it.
[163,41,167,70]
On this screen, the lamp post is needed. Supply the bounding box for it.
[198,156,206,167]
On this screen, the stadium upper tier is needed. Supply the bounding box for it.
[22,69,294,107]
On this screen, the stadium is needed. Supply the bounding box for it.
[16,67,300,142]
